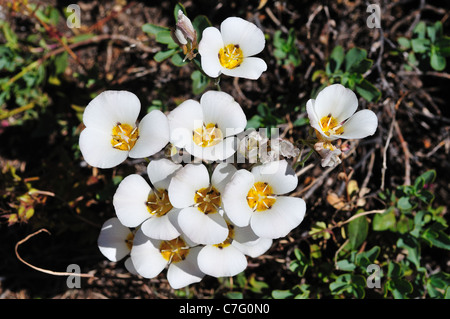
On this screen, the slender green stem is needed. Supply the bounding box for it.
[0,102,35,120]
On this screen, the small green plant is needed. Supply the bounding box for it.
[271,170,449,299]
[142,3,211,94]
[272,28,302,68]
[312,45,381,102]
[397,21,450,71]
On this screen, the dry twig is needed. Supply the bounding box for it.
[15,229,97,279]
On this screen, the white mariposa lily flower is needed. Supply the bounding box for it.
[198,17,267,80]
[79,90,170,169]
[97,217,138,275]
[197,221,272,278]
[130,228,204,289]
[168,90,247,161]
[222,160,306,239]
[306,84,378,141]
[168,162,237,245]
[113,159,182,241]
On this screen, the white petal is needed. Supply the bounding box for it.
[220,17,265,57]
[178,207,228,245]
[220,57,267,80]
[147,158,182,190]
[251,196,306,239]
[113,174,151,227]
[168,164,210,208]
[200,91,247,136]
[232,224,260,245]
[97,217,132,262]
[129,110,170,158]
[79,127,128,169]
[211,163,237,194]
[306,99,323,135]
[168,99,203,148]
[167,247,204,289]
[140,210,181,241]
[251,160,298,194]
[130,228,167,278]
[124,257,139,275]
[232,237,273,258]
[198,27,224,78]
[338,109,378,140]
[83,90,140,132]
[221,169,254,227]
[186,137,236,161]
[314,84,358,122]
[197,244,247,278]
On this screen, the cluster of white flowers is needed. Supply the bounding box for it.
[89,90,306,288]
[80,13,378,289]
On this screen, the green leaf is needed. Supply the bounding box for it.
[174,2,187,21]
[407,52,418,67]
[373,207,396,231]
[427,272,450,298]
[411,38,431,53]
[387,262,402,278]
[70,33,96,43]
[348,214,369,250]
[190,70,210,95]
[225,291,243,299]
[273,48,287,60]
[248,276,269,294]
[436,37,450,57]
[329,274,366,298]
[327,45,345,74]
[418,170,436,186]
[348,58,373,74]
[427,21,443,44]
[154,49,177,62]
[246,115,263,130]
[142,23,169,36]
[397,37,411,50]
[355,79,381,102]
[155,30,178,48]
[356,246,381,269]
[170,53,188,67]
[272,289,294,299]
[290,248,310,276]
[192,15,211,42]
[397,196,414,212]
[397,235,421,268]
[336,259,356,271]
[387,278,413,299]
[397,214,413,234]
[430,52,446,71]
[413,21,426,39]
[344,47,367,72]
[422,223,450,250]
[417,189,434,204]
[54,51,68,75]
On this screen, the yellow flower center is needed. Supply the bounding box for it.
[147,189,173,217]
[213,223,235,249]
[111,122,139,151]
[319,114,344,136]
[159,237,189,263]
[247,182,276,212]
[193,123,223,148]
[125,232,134,251]
[194,186,221,214]
[219,44,244,69]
